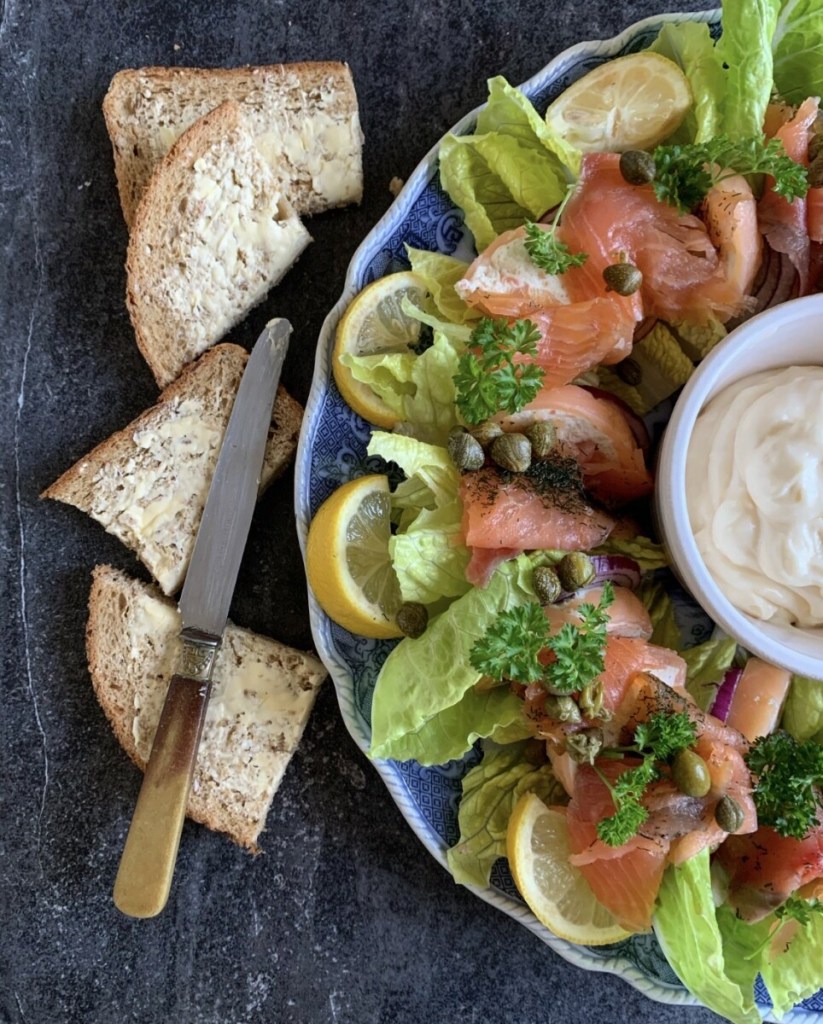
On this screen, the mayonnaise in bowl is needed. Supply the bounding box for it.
[686,365,823,628]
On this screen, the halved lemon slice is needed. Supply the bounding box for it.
[306,474,404,639]
[333,271,430,427]
[545,52,691,153]
[507,792,632,946]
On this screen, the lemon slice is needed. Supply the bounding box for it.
[507,792,632,946]
[333,271,430,428]
[545,52,691,153]
[306,474,404,639]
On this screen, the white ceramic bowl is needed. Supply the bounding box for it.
[657,293,823,681]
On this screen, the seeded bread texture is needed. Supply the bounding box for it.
[42,344,302,596]
[103,61,363,228]
[87,565,327,851]
[126,100,311,387]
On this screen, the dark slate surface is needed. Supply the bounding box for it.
[0,1,728,1022]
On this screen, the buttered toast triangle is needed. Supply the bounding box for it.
[126,100,311,387]
[87,565,327,851]
[103,61,363,228]
[41,344,302,596]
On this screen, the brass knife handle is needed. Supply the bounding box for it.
[113,675,212,918]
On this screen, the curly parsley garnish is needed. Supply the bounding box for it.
[745,731,823,840]
[524,221,588,275]
[595,711,697,848]
[652,135,808,214]
[469,581,614,693]
[453,317,544,424]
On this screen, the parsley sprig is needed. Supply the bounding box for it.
[652,134,808,214]
[469,581,614,693]
[453,317,544,425]
[745,731,823,840]
[745,896,823,962]
[524,222,588,275]
[596,711,697,847]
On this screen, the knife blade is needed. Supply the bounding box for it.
[113,318,292,918]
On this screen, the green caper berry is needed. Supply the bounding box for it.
[396,601,429,639]
[671,749,711,798]
[809,152,823,189]
[619,149,656,186]
[566,728,604,765]
[447,429,485,471]
[715,795,745,834]
[490,432,532,473]
[543,695,582,723]
[556,552,596,592]
[603,262,643,296]
[533,565,562,605]
[525,421,557,458]
[616,357,643,386]
[469,420,503,447]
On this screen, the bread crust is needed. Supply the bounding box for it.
[103,61,363,226]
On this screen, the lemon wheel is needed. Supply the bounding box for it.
[306,474,404,639]
[332,271,431,428]
[545,52,691,153]
[507,792,632,946]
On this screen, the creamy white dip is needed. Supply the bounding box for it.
[686,365,823,628]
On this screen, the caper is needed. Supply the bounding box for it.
[615,357,643,386]
[533,565,562,605]
[619,149,656,186]
[543,695,582,724]
[490,432,532,473]
[525,420,557,458]
[447,428,485,471]
[470,420,504,447]
[396,601,429,639]
[671,748,711,798]
[809,152,823,189]
[715,795,745,834]
[603,262,643,296]
[556,552,596,592]
[566,728,604,765]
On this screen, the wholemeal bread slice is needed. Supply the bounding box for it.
[87,565,327,851]
[103,62,363,228]
[42,344,302,596]
[126,100,311,387]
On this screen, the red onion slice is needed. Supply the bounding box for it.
[589,554,642,591]
[710,668,743,723]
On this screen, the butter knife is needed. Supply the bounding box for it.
[113,319,291,918]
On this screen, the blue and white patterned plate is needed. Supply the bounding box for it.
[294,10,823,1020]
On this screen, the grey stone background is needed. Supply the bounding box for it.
[2,1,733,1022]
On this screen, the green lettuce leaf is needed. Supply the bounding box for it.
[405,246,480,324]
[717,0,780,140]
[446,741,566,887]
[593,536,669,571]
[781,674,823,742]
[759,910,823,1017]
[682,638,738,712]
[366,432,471,606]
[369,554,553,762]
[654,851,762,1024]
[635,575,681,649]
[773,0,823,105]
[648,22,726,143]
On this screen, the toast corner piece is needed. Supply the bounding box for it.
[126,100,311,388]
[86,564,328,851]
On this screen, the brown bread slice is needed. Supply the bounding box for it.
[42,344,302,596]
[126,100,311,386]
[87,565,327,851]
[103,61,363,228]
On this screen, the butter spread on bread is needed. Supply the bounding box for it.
[87,565,327,851]
[42,344,302,595]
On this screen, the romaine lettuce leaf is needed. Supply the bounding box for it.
[369,554,550,761]
[366,432,470,606]
[717,0,780,140]
[781,674,823,742]
[593,535,669,571]
[773,0,823,105]
[447,741,566,887]
[635,575,681,648]
[405,246,480,324]
[682,638,738,712]
[648,22,726,143]
[759,910,823,1017]
[654,851,762,1024]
